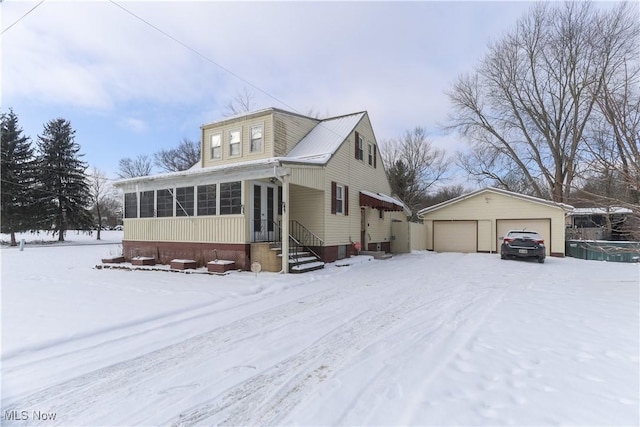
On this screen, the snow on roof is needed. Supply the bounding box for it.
[417,186,574,216]
[570,207,633,215]
[284,112,365,163]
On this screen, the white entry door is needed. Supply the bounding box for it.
[251,182,278,242]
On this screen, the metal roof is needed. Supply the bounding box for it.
[284,112,366,164]
[417,187,574,216]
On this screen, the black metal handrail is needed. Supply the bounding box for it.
[252,219,281,243]
[289,220,324,261]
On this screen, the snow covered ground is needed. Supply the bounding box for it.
[1,231,638,426]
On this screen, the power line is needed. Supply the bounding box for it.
[1,0,46,35]
[108,0,300,115]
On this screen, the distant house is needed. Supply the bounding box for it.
[113,108,408,273]
[566,207,633,241]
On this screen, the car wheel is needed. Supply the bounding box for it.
[538,257,545,264]
[501,252,506,260]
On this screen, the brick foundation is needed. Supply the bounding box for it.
[123,241,251,270]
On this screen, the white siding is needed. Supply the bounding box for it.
[323,114,395,247]
[124,216,246,243]
[289,184,325,240]
[202,112,275,168]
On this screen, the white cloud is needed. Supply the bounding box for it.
[120,117,148,133]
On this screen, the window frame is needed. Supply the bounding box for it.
[197,184,217,216]
[156,189,174,217]
[219,181,242,215]
[250,124,263,153]
[124,192,138,218]
[357,135,364,161]
[210,133,222,160]
[228,129,241,157]
[139,190,155,218]
[368,143,374,166]
[175,186,194,217]
[335,184,344,215]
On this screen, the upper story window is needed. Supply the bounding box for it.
[229,129,241,157]
[357,135,364,161]
[176,186,194,217]
[368,143,373,166]
[156,189,173,217]
[124,193,137,218]
[250,125,263,153]
[211,134,221,159]
[220,181,242,214]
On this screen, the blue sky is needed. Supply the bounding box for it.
[2,1,537,180]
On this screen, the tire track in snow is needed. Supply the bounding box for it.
[1,275,374,426]
[170,289,434,427]
[331,256,514,426]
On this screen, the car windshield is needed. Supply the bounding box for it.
[508,231,541,239]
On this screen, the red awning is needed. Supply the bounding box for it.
[359,191,405,212]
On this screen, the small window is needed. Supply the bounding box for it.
[357,135,364,160]
[156,189,173,217]
[379,209,384,220]
[197,184,217,216]
[124,193,137,218]
[220,181,241,214]
[368,143,374,166]
[176,186,194,217]
[250,125,263,153]
[139,191,154,218]
[336,184,344,214]
[211,134,221,159]
[229,129,241,156]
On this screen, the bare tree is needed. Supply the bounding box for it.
[89,168,120,240]
[224,87,256,117]
[154,138,201,172]
[446,2,638,203]
[117,154,153,178]
[380,127,450,218]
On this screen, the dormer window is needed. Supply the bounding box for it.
[229,129,241,156]
[211,134,221,159]
[250,125,263,153]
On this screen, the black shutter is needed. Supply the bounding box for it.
[374,145,377,168]
[331,181,337,214]
[354,131,360,159]
[344,185,349,216]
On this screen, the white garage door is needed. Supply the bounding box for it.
[496,219,551,248]
[433,221,477,253]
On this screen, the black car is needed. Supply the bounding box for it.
[500,230,546,263]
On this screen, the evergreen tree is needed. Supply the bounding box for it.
[36,118,94,241]
[1,109,38,245]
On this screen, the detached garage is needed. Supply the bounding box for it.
[417,187,573,257]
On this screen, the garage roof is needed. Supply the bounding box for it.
[417,187,574,217]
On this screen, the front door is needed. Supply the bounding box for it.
[251,182,278,242]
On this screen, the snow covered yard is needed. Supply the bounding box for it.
[1,232,638,426]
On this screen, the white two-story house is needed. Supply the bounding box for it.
[114,108,409,273]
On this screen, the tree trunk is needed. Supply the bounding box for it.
[10,231,16,247]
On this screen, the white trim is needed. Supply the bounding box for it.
[228,128,242,158]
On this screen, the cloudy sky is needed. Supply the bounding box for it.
[3,0,537,180]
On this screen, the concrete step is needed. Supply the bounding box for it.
[290,261,325,273]
[359,250,392,260]
[287,256,318,264]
